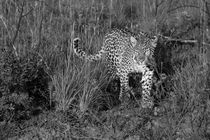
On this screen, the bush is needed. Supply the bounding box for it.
[0,47,52,123]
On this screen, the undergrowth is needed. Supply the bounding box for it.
[0,0,209,139]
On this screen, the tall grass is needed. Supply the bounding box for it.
[0,0,209,139]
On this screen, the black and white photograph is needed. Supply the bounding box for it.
[0,0,210,139]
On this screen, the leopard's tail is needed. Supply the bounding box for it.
[73,38,104,61]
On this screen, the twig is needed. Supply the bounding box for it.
[167,5,208,15]
[156,0,165,8]
[158,34,210,46]
[12,1,25,45]
[1,1,27,59]
[0,1,26,59]
[22,8,34,17]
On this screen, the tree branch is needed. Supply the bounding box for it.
[158,34,210,46]
[167,5,209,15]
[12,1,25,45]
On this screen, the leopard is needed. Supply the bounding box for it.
[73,28,158,108]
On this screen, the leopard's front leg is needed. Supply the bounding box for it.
[141,67,154,108]
[119,72,131,102]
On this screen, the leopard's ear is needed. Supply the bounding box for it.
[130,36,137,47]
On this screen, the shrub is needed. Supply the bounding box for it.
[0,47,52,123]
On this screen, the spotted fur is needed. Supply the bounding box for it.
[73,28,158,108]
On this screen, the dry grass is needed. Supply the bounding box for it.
[0,0,210,139]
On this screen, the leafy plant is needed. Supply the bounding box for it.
[0,48,52,124]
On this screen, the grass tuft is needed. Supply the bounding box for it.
[0,0,209,139]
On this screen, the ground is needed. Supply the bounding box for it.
[0,0,210,139]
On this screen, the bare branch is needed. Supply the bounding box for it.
[22,8,34,17]
[167,5,208,14]
[12,1,25,45]
[156,0,165,8]
[158,34,210,46]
